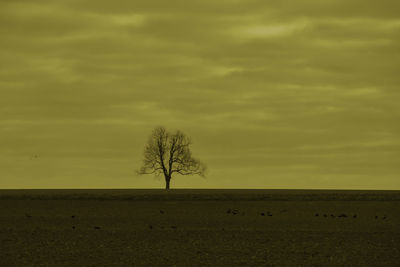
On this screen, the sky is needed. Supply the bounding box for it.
[1,0,399,189]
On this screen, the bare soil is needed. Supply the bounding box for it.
[0,189,399,266]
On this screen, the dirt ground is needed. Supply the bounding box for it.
[0,190,399,266]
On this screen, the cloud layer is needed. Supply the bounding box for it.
[1,0,399,189]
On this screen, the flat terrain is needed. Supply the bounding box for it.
[0,189,399,266]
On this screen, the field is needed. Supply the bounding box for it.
[0,189,399,266]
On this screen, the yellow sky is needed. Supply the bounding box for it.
[1,0,399,189]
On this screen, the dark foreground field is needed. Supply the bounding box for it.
[0,189,399,266]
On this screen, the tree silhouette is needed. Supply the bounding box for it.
[137,126,206,189]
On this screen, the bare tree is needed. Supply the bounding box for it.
[137,126,206,189]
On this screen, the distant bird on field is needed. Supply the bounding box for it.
[261,212,265,216]
[160,210,164,214]
[315,213,319,217]
[94,226,101,229]
[353,215,357,218]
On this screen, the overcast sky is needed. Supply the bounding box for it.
[1,0,399,189]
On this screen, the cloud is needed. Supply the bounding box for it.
[229,19,310,40]
[0,0,399,189]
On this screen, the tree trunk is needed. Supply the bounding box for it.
[165,176,171,190]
